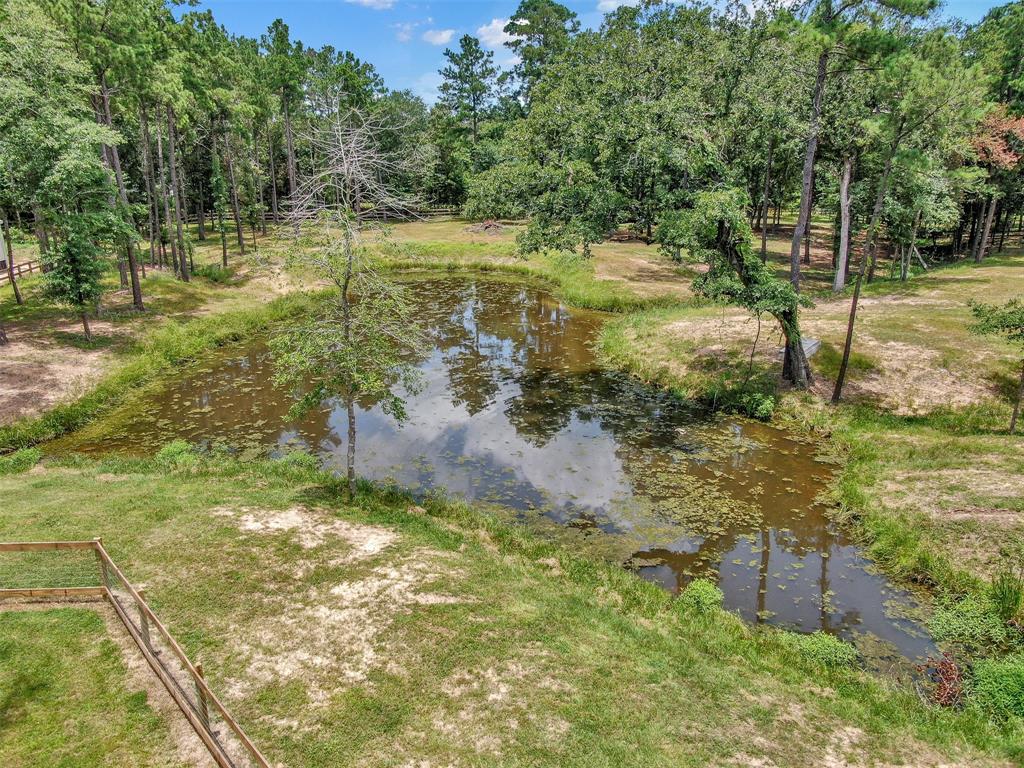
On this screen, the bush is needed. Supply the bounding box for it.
[930,596,1015,654]
[990,568,1024,624]
[192,263,234,284]
[679,578,723,615]
[782,631,859,669]
[971,655,1024,721]
[155,440,199,470]
[0,448,42,475]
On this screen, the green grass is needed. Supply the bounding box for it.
[0,609,187,768]
[0,448,1018,766]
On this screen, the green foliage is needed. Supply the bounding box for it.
[990,567,1024,624]
[930,596,1016,655]
[0,448,41,475]
[42,229,106,313]
[191,263,234,284]
[678,578,723,615]
[971,300,1024,349]
[781,631,860,670]
[970,655,1024,722]
[154,440,199,470]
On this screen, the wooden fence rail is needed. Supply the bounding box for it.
[0,540,271,768]
[0,260,40,284]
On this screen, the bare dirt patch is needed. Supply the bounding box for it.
[0,320,117,424]
[228,549,465,707]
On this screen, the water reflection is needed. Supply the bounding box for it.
[56,278,934,665]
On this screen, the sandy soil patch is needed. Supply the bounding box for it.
[229,549,464,707]
[0,319,117,424]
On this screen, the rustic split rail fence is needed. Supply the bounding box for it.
[0,259,40,285]
[0,540,270,768]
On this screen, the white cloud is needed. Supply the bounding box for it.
[422,28,456,45]
[597,0,640,11]
[476,18,518,49]
[344,0,395,9]
[394,22,414,42]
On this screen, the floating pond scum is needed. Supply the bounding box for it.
[52,277,936,669]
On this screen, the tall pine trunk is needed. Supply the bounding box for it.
[833,138,897,404]
[139,108,160,268]
[224,135,246,254]
[760,138,774,261]
[833,156,853,292]
[790,49,829,292]
[977,196,998,262]
[155,122,177,273]
[283,97,297,197]
[99,77,144,310]
[166,105,189,282]
[268,124,280,223]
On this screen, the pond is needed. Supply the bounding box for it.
[56,276,935,668]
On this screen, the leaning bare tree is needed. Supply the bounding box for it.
[270,107,425,498]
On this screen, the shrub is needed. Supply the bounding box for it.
[192,263,234,284]
[679,578,723,615]
[782,631,859,669]
[930,596,1015,654]
[0,448,42,475]
[917,652,966,708]
[990,567,1024,624]
[155,440,199,470]
[970,655,1024,721]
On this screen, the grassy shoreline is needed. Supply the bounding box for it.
[1,447,1019,765]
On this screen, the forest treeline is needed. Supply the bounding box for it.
[0,0,1022,360]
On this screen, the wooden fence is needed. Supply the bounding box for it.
[0,540,270,768]
[0,260,40,285]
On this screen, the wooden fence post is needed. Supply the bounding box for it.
[194,662,210,730]
[136,589,152,651]
[94,538,110,590]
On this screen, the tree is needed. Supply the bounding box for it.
[504,0,579,105]
[438,35,496,145]
[272,110,425,497]
[685,187,814,389]
[43,228,106,341]
[832,28,984,402]
[971,299,1024,434]
[785,0,939,292]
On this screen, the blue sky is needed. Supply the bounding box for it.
[192,1,1004,102]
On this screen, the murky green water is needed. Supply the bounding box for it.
[56,277,934,666]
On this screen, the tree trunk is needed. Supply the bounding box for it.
[80,311,92,342]
[790,49,829,292]
[760,137,774,262]
[901,210,921,282]
[268,125,280,223]
[0,316,8,345]
[32,206,49,259]
[1011,361,1024,435]
[99,77,144,310]
[197,197,206,241]
[166,105,189,282]
[140,107,160,268]
[969,198,985,260]
[283,96,297,197]
[255,131,267,236]
[155,122,178,273]
[224,135,246,254]
[833,141,897,404]
[1,214,23,305]
[977,196,998,262]
[833,155,853,292]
